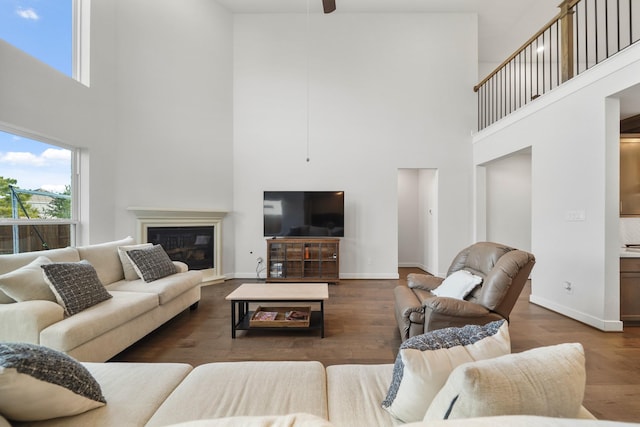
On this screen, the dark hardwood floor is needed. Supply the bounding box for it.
[111,268,640,423]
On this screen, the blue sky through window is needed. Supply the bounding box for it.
[0,1,72,193]
[0,0,72,76]
[0,131,71,193]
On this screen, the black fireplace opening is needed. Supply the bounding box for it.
[146,226,214,271]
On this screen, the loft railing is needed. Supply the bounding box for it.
[475,0,639,131]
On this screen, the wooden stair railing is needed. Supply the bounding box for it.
[475,0,639,131]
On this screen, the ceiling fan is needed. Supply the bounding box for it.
[322,0,336,13]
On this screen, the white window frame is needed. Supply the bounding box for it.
[72,0,91,86]
[0,124,79,252]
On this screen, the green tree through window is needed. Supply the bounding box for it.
[0,176,40,219]
[43,185,71,219]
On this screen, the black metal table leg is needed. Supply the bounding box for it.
[231,301,236,339]
[320,300,325,338]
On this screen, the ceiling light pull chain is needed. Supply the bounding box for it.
[306,0,311,163]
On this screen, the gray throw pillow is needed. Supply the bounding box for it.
[125,244,178,282]
[41,260,112,316]
[0,342,106,421]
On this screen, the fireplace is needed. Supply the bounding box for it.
[146,226,214,271]
[129,208,226,284]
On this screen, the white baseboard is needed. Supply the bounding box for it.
[339,272,400,280]
[529,294,623,332]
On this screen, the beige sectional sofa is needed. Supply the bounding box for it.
[0,237,202,362]
[2,358,637,427]
[3,320,638,427]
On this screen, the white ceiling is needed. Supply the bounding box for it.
[216,0,640,118]
[215,0,561,63]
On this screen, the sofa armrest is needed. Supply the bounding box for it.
[407,273,443,290]
[172,261,189,273]
[424,297,491,317]
[0,300,64,343]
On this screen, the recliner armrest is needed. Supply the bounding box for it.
[407,273,443,291]
[424,297,491,317]
[394,286,423,319]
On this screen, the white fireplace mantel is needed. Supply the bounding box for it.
[128,207,227,285]
[127,207,227,220]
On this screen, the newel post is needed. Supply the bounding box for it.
[559,0,575,82]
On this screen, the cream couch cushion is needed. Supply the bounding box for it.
[147,361,328,426]
[404,416,633,427]
[14,362,194,427]
[76,236,134,285]
[39,291,158,352]
[326,364,401,427]
[106,270,202,305]
[167,413,333,427]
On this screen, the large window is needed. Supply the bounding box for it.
[0,130,76,254]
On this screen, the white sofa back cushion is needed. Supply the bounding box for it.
[0,247,80,276]
[76,237,134,286]
[117,243,153,280]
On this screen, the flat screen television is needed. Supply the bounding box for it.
[263,191,344,237]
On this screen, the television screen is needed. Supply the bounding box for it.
[264,191,344,237]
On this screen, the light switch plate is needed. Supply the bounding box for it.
[565,210,586,221]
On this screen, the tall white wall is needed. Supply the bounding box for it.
[473,43,640,331]
[233,13,478,278]
[0,0,235,275]
[0,1,118,244]
[110,1,235,274]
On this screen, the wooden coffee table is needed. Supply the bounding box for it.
[225,283,329,338]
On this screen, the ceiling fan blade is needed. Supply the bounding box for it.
[322,0,336,13]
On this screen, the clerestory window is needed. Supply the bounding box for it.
[0,0,90,85]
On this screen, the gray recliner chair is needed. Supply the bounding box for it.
[394,242,535,341]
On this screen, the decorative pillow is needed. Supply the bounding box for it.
[117,243,153,280]
[0,256,56,302]
[424,343,586,421]
[431,270,482,299]
[381,320,510,423]
[126,244,178,283]
[0,342,106,421]
[41,260,112,316]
